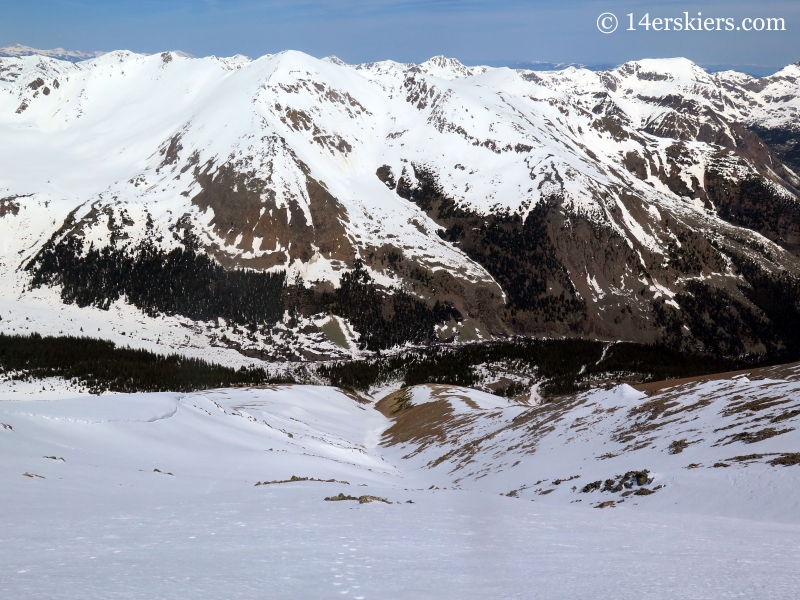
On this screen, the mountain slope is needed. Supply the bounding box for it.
[2,373,800,598]
[2,51,800,361]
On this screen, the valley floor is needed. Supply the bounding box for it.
[2,378,800,599]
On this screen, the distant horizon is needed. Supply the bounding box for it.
[2,1,797,71]
[0,41,793,78]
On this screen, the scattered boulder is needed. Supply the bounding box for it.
[324,493,393,504]
[255,475,350,486]
[325,493,359,502]
[581,480,602,493]
[669,439,689,454]
[581,470,657,497]
[358,495,391,505]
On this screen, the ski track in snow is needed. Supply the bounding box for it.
[2,375,800,598]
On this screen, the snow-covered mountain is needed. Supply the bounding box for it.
[2,50,800,362]
[0,43,107,62]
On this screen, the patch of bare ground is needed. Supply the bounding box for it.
[611,392,720,449]
[769,453,800,467]
[721,452,800,467]
[552,475,580,485]
[324,493,393,504]
[719,427,795,445]
[377,385,526,468]
[255,475,350,486]
[771,408,800,423]
[632,361,800,395]
[336,388,371,405]
[509,396,585,452]
[722,395,794,417]
[434,396,584,471]
[669,439,689,454]
[727,453,768,463]
[668,438,704,454]
[630,397,681,420]
[631,392,715,422]
[376,388,460,455]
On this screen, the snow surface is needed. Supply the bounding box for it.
[2,375,800,598]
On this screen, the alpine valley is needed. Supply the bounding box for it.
[4,47,800,600]
[2,48,800,382]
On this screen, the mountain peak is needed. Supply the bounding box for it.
[322,55,348,67]
[418,55,489,79]
[423,55,463,68]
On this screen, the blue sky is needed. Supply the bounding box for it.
[2,1,798,70]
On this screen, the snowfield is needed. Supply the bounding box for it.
[3,368,800,598]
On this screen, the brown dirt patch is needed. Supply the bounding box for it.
[255,475,350,486]
[632,361,800,395]
[376,388,457,450]
[768,453,800,467]
[722,396,793,417]
[722,427,794,445]
[324,493,392,504]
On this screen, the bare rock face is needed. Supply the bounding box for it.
[3,51,800,358]
[191,157,355,269]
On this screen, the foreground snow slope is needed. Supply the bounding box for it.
[2,369,800,598]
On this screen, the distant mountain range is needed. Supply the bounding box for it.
[0,43,106,62]
[1,48,799,365]
[0,44,783,76]
[490,61,787,78]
